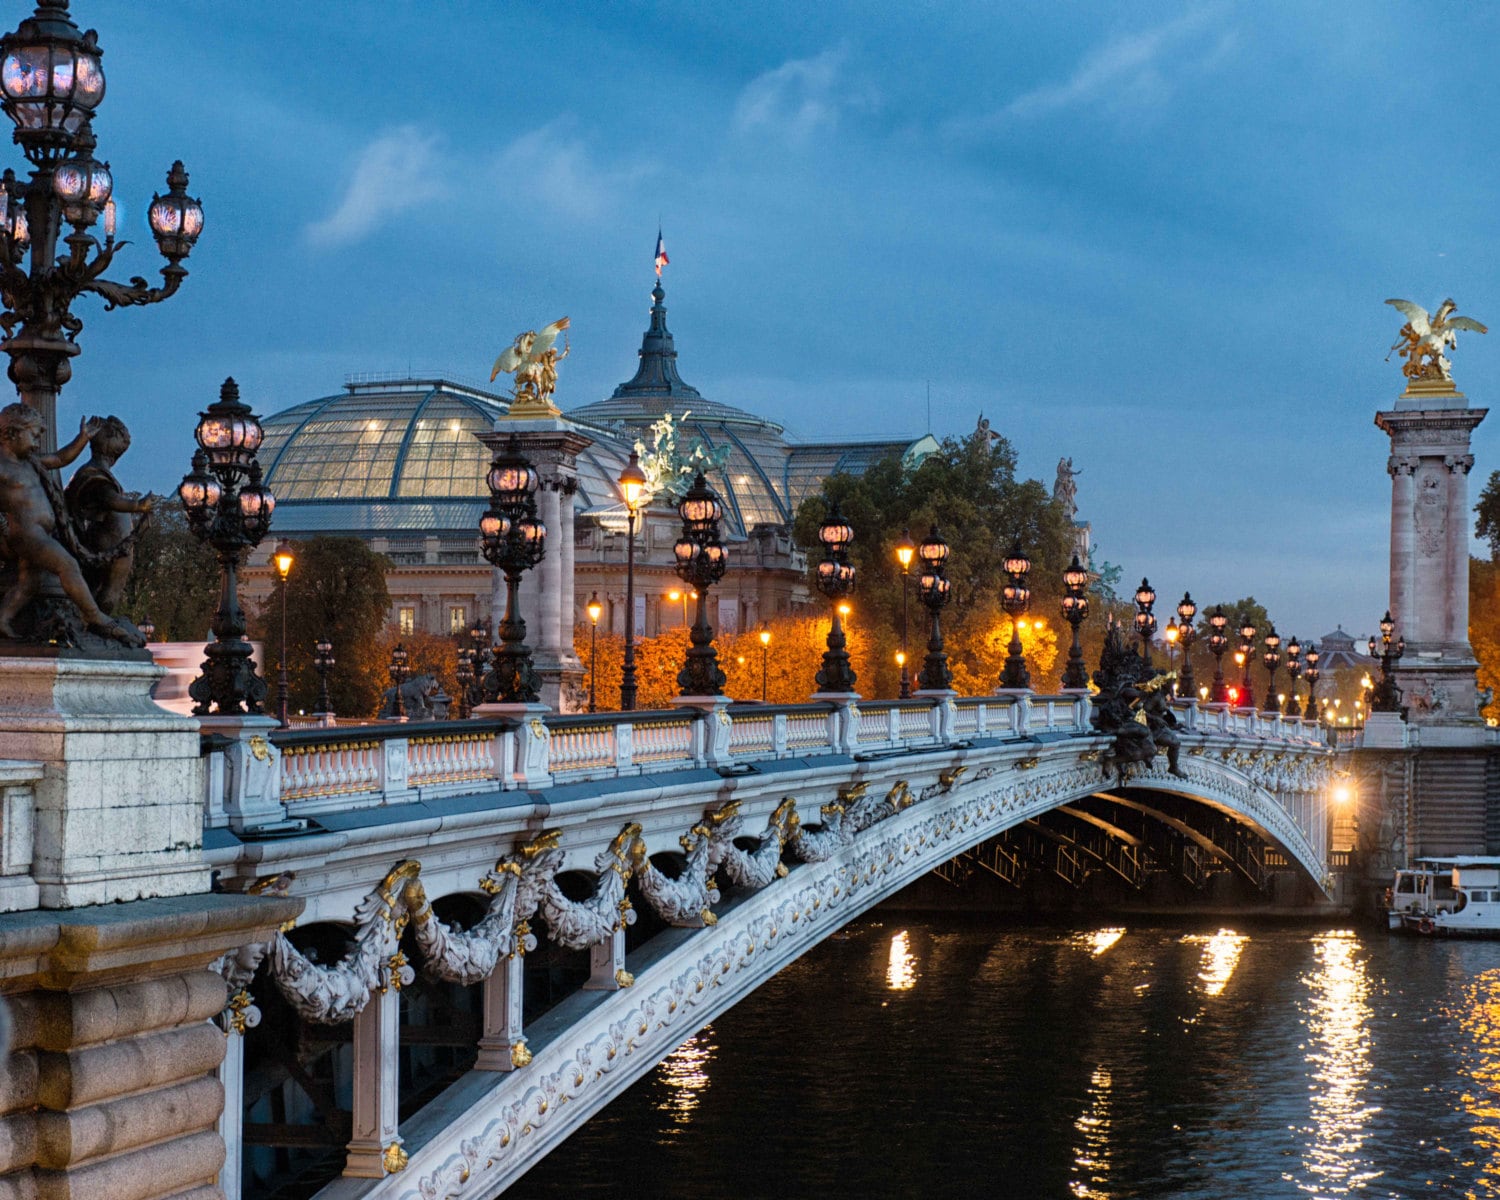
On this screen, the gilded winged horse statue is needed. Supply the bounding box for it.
[491,316,570,415]
[1386,298,1487,383]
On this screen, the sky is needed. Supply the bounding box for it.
[23,0,1500,642]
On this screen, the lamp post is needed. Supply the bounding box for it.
[1260,626,1282,714]
[758,625,770,702]
[454,648,473,719]
[999,541,1032,690]
[1060,553,1090,690]
[896,528,915,699]
[467,620,488,712]
[1304,643,1321,719]
[1164,617,1179,679]
[178,379,274,716]
[0,2,205,455]
[272,538,293,728]
[586,591,602,713]
[1176,592,1198,700]
[1133,578,1157,666]
[674,472,729,696]
[388,643,408,720]
[1283,636,1302,716]
[1205,606,1230,703]
[478,435,546,704]
[814,502,858,694]
[313,635,334,718]
[618,450,646,710]
[915,525,953,692]
[1237,616,1257,709]
[1368,610,1405,713]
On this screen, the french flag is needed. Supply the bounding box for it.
[654,230,669,277]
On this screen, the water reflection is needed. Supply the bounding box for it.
[1075,927,1125,957]
[1069,1065,1113,1199]
[1298,931,1380,1196]
[655,1030,714,1131]
[887,930,918,990]
[1183,929,1247,997]
[1455,968,1500,1195]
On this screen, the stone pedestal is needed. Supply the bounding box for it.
[0,655,209,908]
[1376,385,1487,725]
[670,695,734,768]
[472,701,552,789]
[198,714,301,835]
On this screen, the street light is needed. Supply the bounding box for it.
[1260,626,1282,714]
[388,642,409,720]
[1368,610,1405,713]
[0,1,204,455]
[1176,592,1198,700]
[674,472,729,696]
[272,538,294,728]
[587,591,602,713]
[1133,578,1157,666]
[454,648,474,719]
[313,635,334,718]
[758,624,771,702]
[896,527,916,699]
[1060,553,1090,690]
[1237,616,1257,709]
[814,501,858,694]
[1283,636,1302,716]
[1206,605,1230,703]
[999,541,1032,690]
[1304,642,1321,719]
[178,378,273,716]
[1165,617,1179,678]
[618,449,647,711]
[478,435,546,704]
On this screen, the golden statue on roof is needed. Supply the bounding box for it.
[492,316,570,418]
[1386,298,1487,388]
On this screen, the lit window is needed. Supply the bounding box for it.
[449,606,467,635]
[399,607,415,635]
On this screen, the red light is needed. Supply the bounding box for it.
[1227,687,1239,703]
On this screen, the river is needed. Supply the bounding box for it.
[514,915,1500,1198]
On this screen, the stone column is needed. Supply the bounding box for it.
[537,483,563,657]
[560,481,578,656]
[1375,384,1487,728]
[474,953,528,1071]
[343,985,402,1178]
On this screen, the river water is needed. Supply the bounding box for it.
[515,916,1500,1199]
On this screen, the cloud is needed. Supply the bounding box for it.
[493,120,648,221]
[306,125,446,246]
[953,8,1232,132]
[734,47,874,145]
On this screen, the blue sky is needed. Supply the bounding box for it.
[32,1,1500,641]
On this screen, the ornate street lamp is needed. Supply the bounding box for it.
[0,1,204,454]
[388,642,409,720]
[618,450,647,711]
[916,525,953,692]
[137,614,154,643]
[313,635,334,717]
[454,648,474,719]
[272,539,293,728]
[758,624,771,702]
[674,472,729,696]
[1176,592,1198,699]
[999,541,1032,690]
[1059,553,1090,690]
[1368,610,1405,713]
[814,501,858,694]
[1133,578,1157,666]
[479,435,545,704]
[1304,642,1321,718]
[586,592,602,713]
[895,528,916,699]
[1206,606,1230,703]
[467,619,489,710]
[179,379,273,716]
[1283,636,1302,716]
[1260,626,1282,714]
[1237,616,1257,709]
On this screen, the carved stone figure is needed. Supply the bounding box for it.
[491,317,570,416]
[61,415,156,615]
[1089,620,1184,782]
[0,404,142,648]
[706,798,797,889]
[1053,456,1080,520]
[379,672,441,719]
[1386,298,1488,383]
[633,820,720,928]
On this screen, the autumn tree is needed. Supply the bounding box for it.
[118,502,218,641]
[253,536,392,719]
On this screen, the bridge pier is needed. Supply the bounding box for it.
[476,954,528,1071]
[344,986,404,1178]
[585,927,630,990]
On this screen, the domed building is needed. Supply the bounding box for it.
[245,276,934,710]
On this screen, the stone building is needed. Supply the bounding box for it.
[244,280,934,704]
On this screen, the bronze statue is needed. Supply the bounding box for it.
[63,416,156,615]
[0,403,146,649]
[491,316,570,417]
[1089,619,1185,782]
[1386,298,1488,383]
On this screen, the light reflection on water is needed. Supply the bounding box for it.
[1076,927,1125,956]
[1453,968,1500,1197]
[886,930,918,990]
[1296,930,1381,1196]
[1070,1065,1113,1199]
[1183,928,1247,996]
[654,1030,714,1133]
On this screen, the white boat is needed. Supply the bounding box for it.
[1388,857,1500,937]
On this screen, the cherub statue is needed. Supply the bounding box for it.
[1386,298,1488,382]
[0,404,141,646]
[63,415,156,615]
[491,317,570,411]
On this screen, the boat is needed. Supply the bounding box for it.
[1388,857,1500,937]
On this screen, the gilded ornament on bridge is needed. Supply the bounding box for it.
[1386,297,1487,389]
[382,1142,408,1174]
[492,317,570,419]
[511,1041,532,1068]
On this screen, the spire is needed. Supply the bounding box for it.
[609,277,703,405]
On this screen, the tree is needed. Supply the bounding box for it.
[253,537,392,719]
[1476,471,1500,558]
[1471,556,1500,723]
[117,502,218,641]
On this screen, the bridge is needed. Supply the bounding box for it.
[198,692,1332,1198]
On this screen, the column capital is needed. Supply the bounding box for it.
[1445,453,1476,475]
[1388,454,1419,477]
